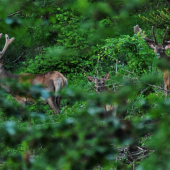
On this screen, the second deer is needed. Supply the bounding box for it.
[87,73,116,115]
[0,33,67,114]
[134,25,170,96]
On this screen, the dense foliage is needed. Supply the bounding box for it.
[1,0,170,169]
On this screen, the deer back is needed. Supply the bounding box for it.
[0,33,67,114]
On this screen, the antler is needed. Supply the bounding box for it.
[0,34,15,59]
[162,27,168,44]
[0,33,3,39]
[134,25,142,34]
[152,26,158,45]
[134,25,155,44]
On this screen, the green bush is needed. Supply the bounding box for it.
[98,34,156,75]
[1,0,170,170]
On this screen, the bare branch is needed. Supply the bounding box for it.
[8,11,21,17]
[13,51,25,62]
[88,82,99,94]
[149,84,170,93]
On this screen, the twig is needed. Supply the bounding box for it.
[105,83,122,87]
[121,68,135,75]
[36,122,59,126]
[79,68,88,74]
[113,83,116,92]
[116,59,118,74]
[8,11,21,17]
[96,56,100,76]
[133,161,135,170]
[95,68,98,76]
[134,150,154,161]
[140,87,150,97]
[88,82,99,94]
[99,56,103,73]
[13,51,25,62]
[111,70,139,81]
[149,84,170,93]
[134,145,145,151]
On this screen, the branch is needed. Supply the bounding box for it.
[149,84,170,93]
[13,51,25,62]
[88,82,99,94]
[8,11,21,17]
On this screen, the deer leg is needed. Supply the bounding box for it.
[14,95,26,105]
[164,72,169,97]
[56,96,62,110]
[164,84,168,99]
[47,80,60,114]
[47,97,60,114]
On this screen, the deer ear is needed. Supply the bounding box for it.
[87,75,95,82]
[164,41,170,50]
[165,45,170,50]
[104,73,110,81]
[146,42,155,50]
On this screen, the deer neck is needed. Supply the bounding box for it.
[0,66,19,80]
[103,86,109,91]
[0,67,20,94]
[159,52,170,60]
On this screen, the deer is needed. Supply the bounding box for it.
[87,73,117,116]
[0,33,67,114]
[134,25,170,96]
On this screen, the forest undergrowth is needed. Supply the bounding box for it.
[1,0,170,169]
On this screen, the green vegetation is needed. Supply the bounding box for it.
[0,0,170,169]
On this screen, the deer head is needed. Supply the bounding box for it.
[134,25,170,57]
[87,73,110,93]
[147,27,170,57]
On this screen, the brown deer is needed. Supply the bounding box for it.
[0,33,67,114]
[87,73,116,114]
[134,25,170,96]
